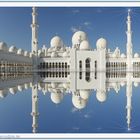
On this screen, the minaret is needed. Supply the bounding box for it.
[31,7,38,55]
[126,9,133,130]
[31,84,39,133]
[31,7,38,70]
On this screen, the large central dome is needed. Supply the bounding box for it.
[72,31,87,46]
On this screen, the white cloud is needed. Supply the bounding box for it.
[70,26,80,33]
[96,9,102,13]
[72,127,80,131]
[82,21,93,30]
[71,107,79,113]
[83,21,91,26]
[70,21,92,33]
[97,127,103,131]
[84,113,91,119]
[72,9,80,14]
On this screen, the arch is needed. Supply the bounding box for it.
[85,58,91,82]
[79,60,82,79]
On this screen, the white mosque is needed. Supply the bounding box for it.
[0,7,140,133]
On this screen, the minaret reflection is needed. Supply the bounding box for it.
[31,84,39,133]
[126,9,133,130]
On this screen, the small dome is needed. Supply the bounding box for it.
[79,40,90,50]
[48,48,52,52]
[107,88,110,92]
[72,31,87,46]
[38,50,44,57]
[42,89,48,95]
[50,36,63,48]
[60,88,65,93]
[30,82,33,87]
[63,83,69,89]
[60,47,66,51]
[134,82,139,87]
[134,53,139,58]
[51,52,57,58]
[43,88,48,94]
[38,86,42,91]
[0,42,8,52]
[17,49,24,55]
[38,83,44,91]
[79,90,90,100]
[9,45,17,53]
[52,47,58,52]
[51,92,63,104]
[0,89,8,98]
[42,45,46,51]
[48,87,53,93]
[121,82,125,87]
[72,95,87,109]
[9,87,18,94]
[96,38,107,50]
[51,83,58,88]
[120,53,126,58]
[24,83,30,89]
[112,53,117,58]
[96,90,107,102]
[29,53,33,58]
[24,51,29,57]
[18,85,24,91]
[62,52,68,57]
[52,89,58,93]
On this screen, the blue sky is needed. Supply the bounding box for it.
[1,7,140,133]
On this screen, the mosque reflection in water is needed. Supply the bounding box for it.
[0,69,140,133]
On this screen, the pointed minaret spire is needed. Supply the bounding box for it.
[31,7,38,55]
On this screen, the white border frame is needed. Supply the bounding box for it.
[0,2,140,6]
[0,1,140,139]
